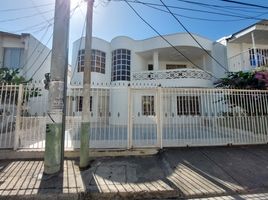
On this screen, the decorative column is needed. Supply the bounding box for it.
[251,32,258,67]
[153,51,159,70]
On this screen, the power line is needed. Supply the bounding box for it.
[160,0,229,72]
[176,0,267,13]
[0,3,54,12]
[29,4,80,81]
[114,0,267,21]
[0,9,54,23]
[30,0,53,26]
[123,0,219,80]
[20,24,52,71]
[175,0,268,19]
[134,1,262,22]
[11,17,54,33]
[70,19,86,82]
[221,0,268,10]
[22,33,53,77]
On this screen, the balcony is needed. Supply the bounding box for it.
[229,49,268,72]
[131,68,213,88]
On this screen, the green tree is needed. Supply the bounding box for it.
[0,68,29,84]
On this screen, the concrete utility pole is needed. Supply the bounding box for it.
[80,0,94,168]
[44,0,70,174]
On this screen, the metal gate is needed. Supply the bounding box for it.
[129,88,161,148]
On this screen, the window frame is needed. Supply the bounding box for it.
[111,49,131,81]
[142,96,155,116]
[77,49,106,74]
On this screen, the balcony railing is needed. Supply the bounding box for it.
[229,49,268,71]
[131,68,212,81]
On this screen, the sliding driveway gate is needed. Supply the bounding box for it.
[1,83,268,150]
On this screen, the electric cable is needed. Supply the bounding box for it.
[220,0,268,10]
[0,9,54,23]
[124,0,220,80]
[0,3,54,12]
[159,0,229,72]
[28,4,80,81]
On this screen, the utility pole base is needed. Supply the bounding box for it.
[80,122,90,169]
[44,123,63,174]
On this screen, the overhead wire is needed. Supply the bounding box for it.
[123,0,220,80]
[20,24,52,71]
[119,0,266,21]
[28,4,81,80]
[132,1,259,22]
[0,9,54,23]
[70,18,86,83]
[0,3,54,12]
[30,0,53,26]
[220,0,268,10]
[159,0,229,72]
[175,0,268,19]
[175,0,268,14]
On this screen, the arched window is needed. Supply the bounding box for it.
[77,49,106,74]
[111,49,131,81]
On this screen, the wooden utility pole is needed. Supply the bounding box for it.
[80,0,94,168]
[44,0,70,174]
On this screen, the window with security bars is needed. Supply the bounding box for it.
[249,48,268,67]
[142,96,155,116]
[177,96,200,115]
[76,96,92,112]
[77,49,106,73]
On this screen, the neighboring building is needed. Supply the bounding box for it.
[0,31,51,81]
[69,33,228,125]
[218,20,268,72]
[0,31,52,115]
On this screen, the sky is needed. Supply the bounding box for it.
[1,0,268,63]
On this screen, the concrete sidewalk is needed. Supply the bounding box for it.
[0,146,268,199]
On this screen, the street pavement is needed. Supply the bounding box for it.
[0,145,268,199]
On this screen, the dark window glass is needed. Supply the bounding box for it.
[142,96,155,116]
[77,49,105,73]
[177,96,200,115]
[111,49,131,81]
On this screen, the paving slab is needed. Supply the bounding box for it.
[0,146,267,199]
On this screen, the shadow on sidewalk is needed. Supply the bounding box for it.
[80,146,268,199]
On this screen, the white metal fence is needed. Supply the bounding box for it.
[0,83,268,150]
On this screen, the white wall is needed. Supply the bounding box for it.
[211,42,228,78]
[23,35,51,82]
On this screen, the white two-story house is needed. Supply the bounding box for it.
[69,33,227,127]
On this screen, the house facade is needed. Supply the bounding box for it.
[0,31,51,81]
[218,20,268,72]
[69,33,227,126]
[0,31,52,116]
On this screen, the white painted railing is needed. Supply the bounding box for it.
[132,68,212,81]
[229,49,268,72]
[0,83,268,150]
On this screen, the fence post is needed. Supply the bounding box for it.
[127,86,133,149]
[14,84,24,150]
[157,86,163,148]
